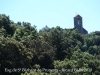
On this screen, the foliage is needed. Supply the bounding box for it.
[0,14,100,75]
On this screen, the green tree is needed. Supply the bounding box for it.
[0,37,33,75]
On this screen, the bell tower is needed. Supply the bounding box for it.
[74,14,83,33]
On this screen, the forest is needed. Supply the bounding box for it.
[0,14,100,75]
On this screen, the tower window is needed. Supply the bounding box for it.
[78,20,80,25]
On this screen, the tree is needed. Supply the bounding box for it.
[0,37,33,75]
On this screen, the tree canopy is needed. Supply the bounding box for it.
[0,14,100,75]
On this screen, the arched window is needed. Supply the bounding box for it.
[77,17,80,25]
[78,20,80,25]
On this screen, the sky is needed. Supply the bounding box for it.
[0,0,100,33]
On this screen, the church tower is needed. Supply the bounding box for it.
[74,14,83,33]
[74,14,88,34]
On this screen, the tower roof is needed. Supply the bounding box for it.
[74,14,82,18]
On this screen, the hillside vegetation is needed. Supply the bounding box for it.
[0,14,100,75]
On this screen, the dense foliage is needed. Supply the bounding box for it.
[0,14,100,75]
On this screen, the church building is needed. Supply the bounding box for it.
[73,14,88,34]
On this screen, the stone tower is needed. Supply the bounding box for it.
[74,14,88,34]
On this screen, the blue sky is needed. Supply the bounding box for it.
[0,0,100,33]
